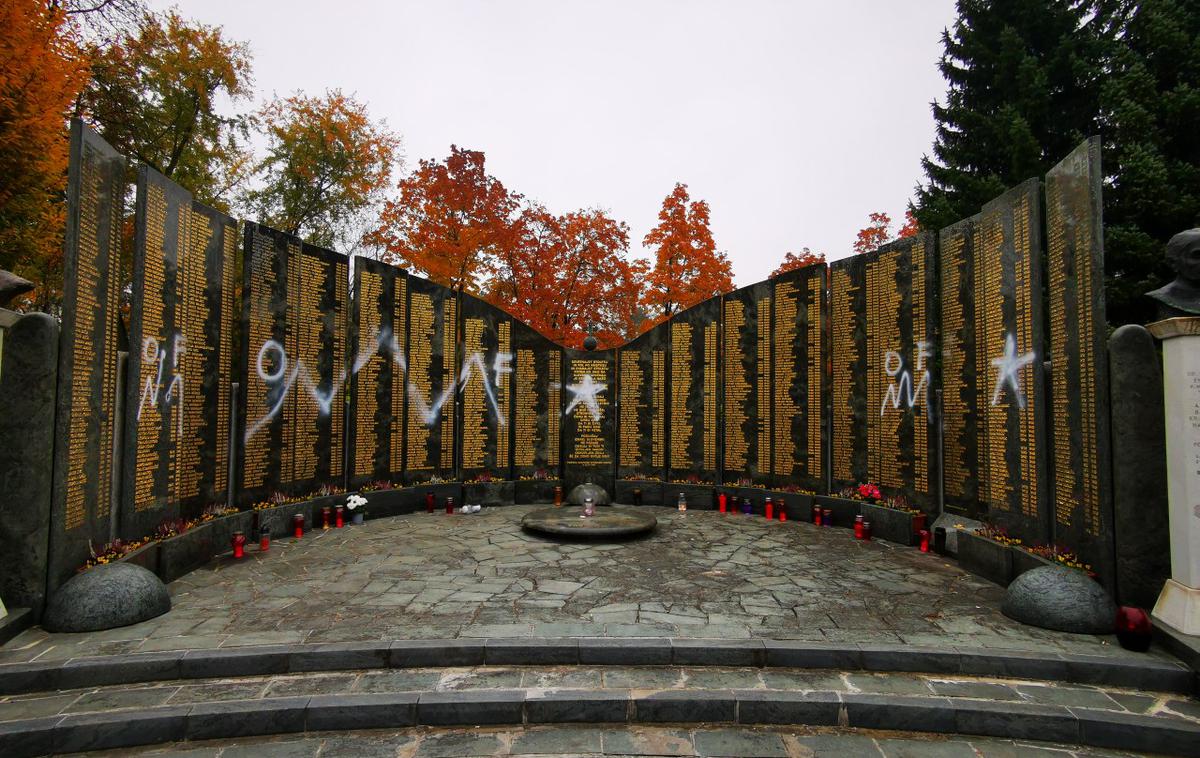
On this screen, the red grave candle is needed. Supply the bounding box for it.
[862,520,872,541]
[779,508,787,522]
[918,529,931,553]
[765,498,773,520]
[259,527,270,552]
[335,505,344,529]
[718,493,727,514]
[854,515,864,540]
[293,514,304,539]
[426,492,435,513]
[822,508,832,526]
[811,503,822,525]
[445,496,455,515]
[231,531,245,559]
[321,506,331,530]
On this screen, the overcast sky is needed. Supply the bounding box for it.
[159,0,959,285]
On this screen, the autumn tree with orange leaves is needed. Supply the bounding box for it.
[488,205,646,349]
[770,247,825,277]
[853,211,893,254]
[0,0,90,308]
[245,89,401,251]
[641,183,732,324]
[366,146,518,292]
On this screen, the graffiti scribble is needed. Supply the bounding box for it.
[991,333,1037,409]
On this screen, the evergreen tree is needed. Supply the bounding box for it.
[1099,0,1200,325]
[912,0,1105,233]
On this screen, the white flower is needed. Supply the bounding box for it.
[346,494,368,510]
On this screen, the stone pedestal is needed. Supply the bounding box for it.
[1148,317,1200,635]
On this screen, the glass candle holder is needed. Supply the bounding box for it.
[811,503,822,525]
[632,488,643,506]
[822,508,832,526]
[862,520,872,541]
[718,493,727,513]
[292,514,304,539]
[741,500,752,515]
[677,492,687,512]
[854,515,864,540]
[918,529,931,553]
[321,506,331,530]
[231,531,245,559]
[554,486,563,506]
[445,496,455,515]
[583,496,595,517]
[426,492,435,513]
[779,507,787,522]
[259,526,270,552]
[334,505,344,529]
[765,497,774,520]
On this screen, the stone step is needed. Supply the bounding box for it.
[2,685,1198,757]
[0,638,1192,697]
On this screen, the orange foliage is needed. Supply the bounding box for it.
[366,146,518,292]
[852,211,893,255]
[897,208,920,238]
[770,247,826,277]
[487,205,645,349]
[0,0,90,308]
[641,183,733,325]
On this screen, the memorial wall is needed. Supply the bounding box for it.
[50,125,1120,584]
[830,234,938,507]
[123,166,238,537]
[668,296,721,483]
[50,121,127,588]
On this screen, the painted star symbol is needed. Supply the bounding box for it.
[562,374,607,422]
[991,333,1037,410]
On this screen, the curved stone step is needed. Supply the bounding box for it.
[0,638,1192,697]
[2,686,1198,757]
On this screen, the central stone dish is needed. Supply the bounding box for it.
[521,506,657,538]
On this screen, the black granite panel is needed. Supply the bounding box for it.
[770,263,827,493]
[458,293,514,481]
[971,180,1049,542]
[49,120,126,588]
[348,257,406,488]
[1046,138,1113,586]
[288,241,349,495]
[667,296,721,484]
[123,167,239,536]
[721,281,771,486]
[616,322,668,482]
[511,320,563,482]
[403,275,458,484]
[562,348,615,494]
[939,216,982,517]
[830,234,937,510]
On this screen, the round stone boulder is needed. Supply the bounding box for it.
[1001,565,1116,634]
[43,562,171,633]
[567,482,610,506]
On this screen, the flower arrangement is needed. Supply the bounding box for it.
[779,484,816,495]
[469,471,496,483]
[975,522,1023,546]
[80,537,151,572]
[1026,544,1094,576]
[622,471,661,482]
[839,483,882,503]
[875,494,922,515]
[359,480,394,492]
[670,473,710,485]
[317,483,345,497]
[519,468,556,481]
[346,494,368,511]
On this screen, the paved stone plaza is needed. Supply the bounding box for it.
[0,506,1164,662]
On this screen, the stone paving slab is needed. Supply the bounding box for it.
[0,508,1172,668]
[56,724,1148,757]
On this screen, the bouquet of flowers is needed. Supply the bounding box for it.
[346,494,368,511]
[855,483,882,503]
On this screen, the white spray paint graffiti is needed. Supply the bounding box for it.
[991,333,1037,409]
[560,374,607,423]
[880,340,932,422]
[137,333,186,437]
[244,326,514,444]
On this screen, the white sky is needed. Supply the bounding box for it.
[159,0,958,285]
